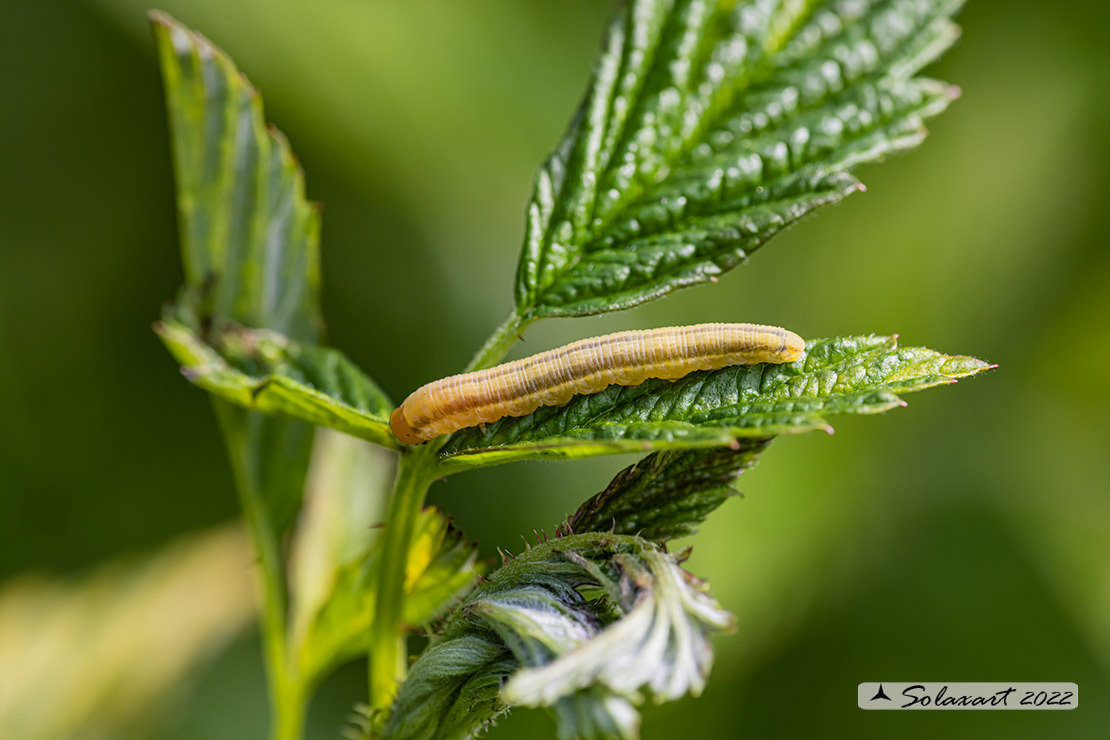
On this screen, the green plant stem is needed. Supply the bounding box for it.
[367,312,533,709]
[214,401,307,740]
[465,311,533,372]
[369,444,437,709]
[273,678,307,740]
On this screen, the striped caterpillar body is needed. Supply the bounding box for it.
[389,322,805,445]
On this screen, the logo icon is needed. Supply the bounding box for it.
[870,684,892,702]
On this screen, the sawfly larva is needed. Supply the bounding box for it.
[389,322,805,444]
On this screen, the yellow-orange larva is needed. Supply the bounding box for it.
[389,322,805,445]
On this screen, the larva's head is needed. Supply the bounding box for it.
[781,329,806,362]
[390,407,424,445]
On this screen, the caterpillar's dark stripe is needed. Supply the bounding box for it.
[389,323,805,444]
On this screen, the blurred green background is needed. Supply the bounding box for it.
[1,0,1107,738]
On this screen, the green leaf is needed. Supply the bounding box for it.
[377,533,730,740]
[515,0,963,318]
[369,634,517,740]
[295,505,480,688]
[156,317,398,449]
[151,11,321,341]
[567,439,770,540]
[439,335,993,470]
[151,10,327,533]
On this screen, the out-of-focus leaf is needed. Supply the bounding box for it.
[568,439,770,540]
[403,509,484,627]
[377,533,730,740]
[289,430,394,686]
[548,689,641,740]
[439,335,993,470]
[0,527,254,740]
[296,507,480,687]
[516,0,962,319]
[151,10,328,532]
[156,318,397,449]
